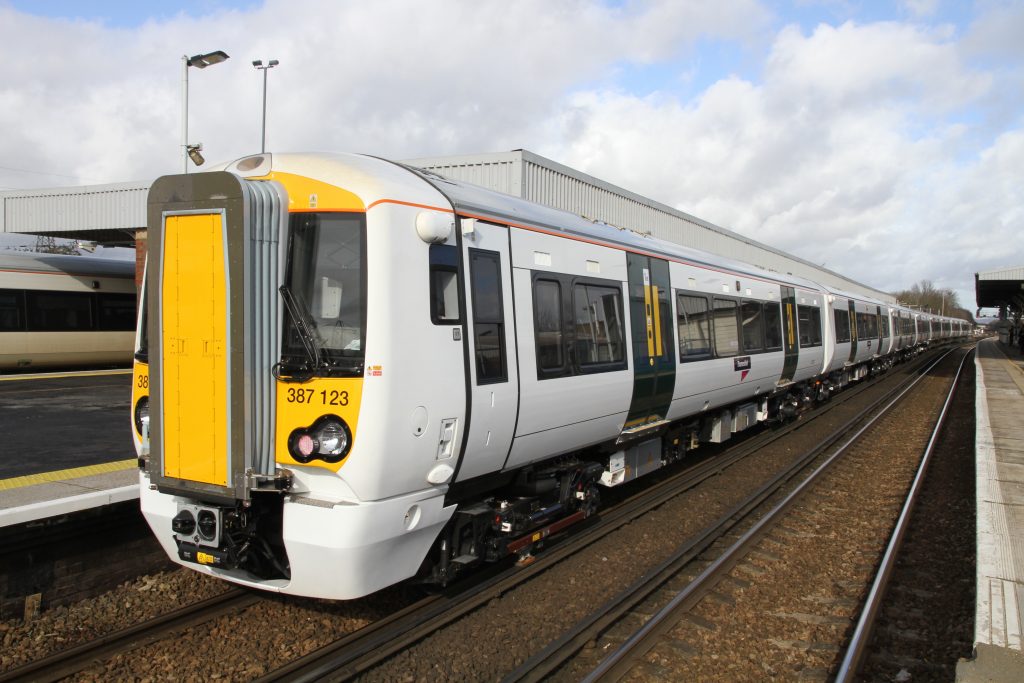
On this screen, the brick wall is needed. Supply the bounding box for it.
[0,501,173,620]
[135,229,147,291]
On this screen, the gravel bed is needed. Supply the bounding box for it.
[71,586,416,682]
[3,554,418,680]
[858,358,976,681]
[1,569,228,673]
[354,365,926,681]
[615,356,964,681]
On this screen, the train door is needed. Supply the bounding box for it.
[780,286,799,382]
[622,253,674,431]
[847,300,858,363]
[455,219,520,481]
[875,306,884,353]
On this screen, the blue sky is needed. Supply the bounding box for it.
[6,0,262,26]
[1,0,1022,314]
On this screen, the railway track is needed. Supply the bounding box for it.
[0,589,260,683]
[529,346,969,682]
[838,348,976,681]
[254,349,951,682]
[1,347,957,681]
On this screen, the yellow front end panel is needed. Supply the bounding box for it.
[161,213,229,486]
[276,377,362,472]
[132,360,149,438]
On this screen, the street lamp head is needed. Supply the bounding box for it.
[188,50,230,68]
[252,59,262,67]
[268,59,279,67]
[186,144,205,166]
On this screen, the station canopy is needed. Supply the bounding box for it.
[976,266,1024,313]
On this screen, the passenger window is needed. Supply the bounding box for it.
[677,293,712,361]
[855,312,878,339]
[0,289,25,332]
[429,244,460,324]
[834,308,851,343]
[97,293,137,331]
[534,279,563,371]
[740,301,764,353]
[469,250,506,384]
[763,303,783,350]
[573,283,625,365]
[797,305,822,347]
[26,291,93,331]
[713,298,739,357]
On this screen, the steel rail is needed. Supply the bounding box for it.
[0,589,259,683]
[577,347,960,683]
[834,347,973,681]
[503,347,957,683]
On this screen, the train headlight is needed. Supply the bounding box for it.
[134,396,150,436]
[315,420,348,456]
[171,509,196,536]
[287,415,352,463]
[197,510,218,541]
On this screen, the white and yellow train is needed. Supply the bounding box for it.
[134,153,969,599]
[0,252,136,370]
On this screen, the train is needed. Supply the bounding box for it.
[0,251,136,370]
[133,152,970,600]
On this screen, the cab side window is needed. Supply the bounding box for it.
[469,249,506,384]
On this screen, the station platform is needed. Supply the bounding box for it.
[958,338,1024,681]
[0,459,138,527]
[0,368,138,527]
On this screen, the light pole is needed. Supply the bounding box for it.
[181,50,230,173]
[252,59,279,153]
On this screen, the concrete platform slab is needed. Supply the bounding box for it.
[959,339,1024,681]
[0,460,139,527]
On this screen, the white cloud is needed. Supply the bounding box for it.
[545,18,1017,308]
[900,0,940,19]
[0,0,770,189]
[0,1,1020,312]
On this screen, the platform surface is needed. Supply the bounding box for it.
[0,368,134,478]
[958,338,1024,682]
[0,460,138,527]
[0,368,138,527]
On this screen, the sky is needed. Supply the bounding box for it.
[1,1,1021,316]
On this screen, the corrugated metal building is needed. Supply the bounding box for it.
[403,149,894,303]
[3,150,894,302]
[976,266,1024,314]
[0,181,148,246]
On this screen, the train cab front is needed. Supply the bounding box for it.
[136,155,457,600]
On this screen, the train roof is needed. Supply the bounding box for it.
[0,250,135,278]
[403,163,828,294]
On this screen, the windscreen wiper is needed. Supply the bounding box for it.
[279,285,324,372]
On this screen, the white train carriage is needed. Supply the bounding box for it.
[820,287,898,389]
[0,252,136,370]
[891,307,916,354]
[134,152,960,600]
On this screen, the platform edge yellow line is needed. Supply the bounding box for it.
[0,459,136,491]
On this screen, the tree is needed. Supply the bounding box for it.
[891,280,974,323]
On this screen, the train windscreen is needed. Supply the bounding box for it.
[280,212,365,377]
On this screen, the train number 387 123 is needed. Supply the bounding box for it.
[285,388,349,406]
